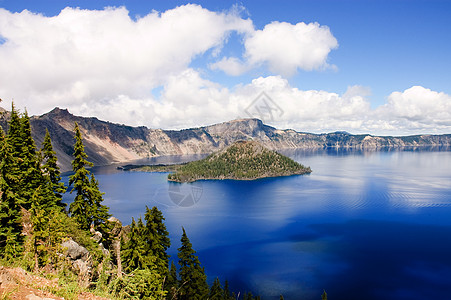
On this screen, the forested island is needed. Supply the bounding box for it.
[167,140,312,182]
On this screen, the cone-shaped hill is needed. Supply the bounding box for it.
[167,140,312,183]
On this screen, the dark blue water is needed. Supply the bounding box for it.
[62,149,451,300]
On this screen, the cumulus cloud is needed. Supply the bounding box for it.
[244,21,338,76]
[0,5,253,113]
[373,86,451,133]
[210,21,339,76]
[209,57,250,76]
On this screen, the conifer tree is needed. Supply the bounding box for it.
[41,129,66,207]
[223,280,232,300]
[0,126,24,260]
[88,174,111,241]
[68,122,95,230]
[18,110,43,209]
[144,206,171,275]
[322,290,328,300]
[29,183,55,269]
[166,261,178,299]
[177,227,209,300]
[209,277,223,300]
[122,217,149,272]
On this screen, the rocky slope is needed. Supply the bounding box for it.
[1,107,450,172]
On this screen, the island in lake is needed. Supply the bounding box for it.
[122,140,312,182]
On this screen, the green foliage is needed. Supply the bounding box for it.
[223,280,232,300]
[0,126,24,260]
[166,261,178,299]
[177,227,209,300]
[144,206,171,276]
[209,277,223,300]
[69,122,110,234]
[322,290,328,300]
[4,105,43,209]
[121,217,149,272]
[168,141,311,182]
[69,122,94,230]
[89,174,112,244]
[41,129,66,207]
[110,264,167,299]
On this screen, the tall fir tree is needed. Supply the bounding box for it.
[0,126,24,260]
[144,206,171,276]
[88,174,111,241]
[41,129,66,208]
[209,277,223,300]
[166,261,178,300]
[177,227,209,300]
[322,290,328,300]
[19,110,43,209]
[121,217,149,272]
[68,122,93,230]
[223,280,232,300]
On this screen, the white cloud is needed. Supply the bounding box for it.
[244,21,338,76]
[209,57,249,76]
[0,5,253,113]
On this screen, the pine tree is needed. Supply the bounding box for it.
[209,277,223,300]
[18,110,43,209]
[68,122,93,230]
[223,280,232,300]
[29,183,55,269]
[121,217,149,272]
[166,261,178,300]
[41,129,66,208]
[0,126,24,260]
[177,227,209,300]
[322,290,328,300]
[144,206,170,276]
[88,173,111,243]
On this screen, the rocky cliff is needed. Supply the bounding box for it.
[1,107,450,172]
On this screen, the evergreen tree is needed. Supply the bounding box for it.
[280,295,284,300]
[223,280,232,300]
[29,183,55,269]
[0,126,24,260]
[41,129,66,208]
[144,206,170,275]
[121,217,149,272]
[18,110,43,209]
[68,122,93,230]
[209,277,223,300]
[88,174,111,243]
[177,227,209,300]
[166,261,178,300]
[322,290,328,300]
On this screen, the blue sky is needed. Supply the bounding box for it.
[0,0,450,134]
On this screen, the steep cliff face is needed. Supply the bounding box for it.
[1,107,450,171]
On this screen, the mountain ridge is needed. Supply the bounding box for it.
[1,107,450,172]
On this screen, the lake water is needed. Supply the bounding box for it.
[62,148,451,300]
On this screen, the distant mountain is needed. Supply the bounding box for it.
[167,140,312,182]
[1,107,450,172]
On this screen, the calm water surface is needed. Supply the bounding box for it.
[63,149,451,300]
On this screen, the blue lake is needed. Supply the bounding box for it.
[63,148,451,299]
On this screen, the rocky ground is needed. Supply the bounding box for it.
[0,265,111,300]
